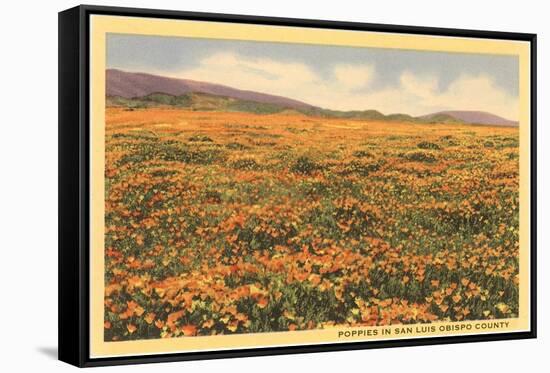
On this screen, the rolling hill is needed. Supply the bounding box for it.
[420,111,518,126]
[106,69,518,126]
[107,69,315,111]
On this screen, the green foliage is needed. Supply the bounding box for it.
[417,141,442,150]
[342,160,383,176]
[352,150,373,158]
[231,158,261,171]
[226,142,250,150]
[290,156,319,175]
[227,100,285,114]
[141,93,192,107]
[401,151,437,163]
[117,142,226,166]
[188,134,214,142]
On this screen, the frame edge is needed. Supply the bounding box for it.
[58,5,86,368]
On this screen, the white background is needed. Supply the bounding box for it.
[0,0,546,371]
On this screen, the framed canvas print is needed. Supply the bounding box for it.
[58,5,537,367]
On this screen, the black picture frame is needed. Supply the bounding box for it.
[58,4,537,367]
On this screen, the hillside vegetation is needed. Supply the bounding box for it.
[107,93,465,124]
[103,107,519,341]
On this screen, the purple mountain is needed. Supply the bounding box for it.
[106,69,315,110]
[421,110,518,126]
[107,69,519,126]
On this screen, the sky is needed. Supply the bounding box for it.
[107,33,519,120]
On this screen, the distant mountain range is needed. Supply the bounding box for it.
[107,69,314,111]
[106,69,518,126]
[420,111,518,127]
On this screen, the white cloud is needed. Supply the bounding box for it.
[333,64,374,90]
[164,52,518,120]
[399,71,438,100]
[394,72,519,119]
[436,74,519,119]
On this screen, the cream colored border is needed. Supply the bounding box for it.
[90,14,531,358]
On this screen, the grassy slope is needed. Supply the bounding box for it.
[106,93,464,124]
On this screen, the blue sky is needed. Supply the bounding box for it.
[107,33,519,119]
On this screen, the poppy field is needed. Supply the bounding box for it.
[103,107,519,341]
